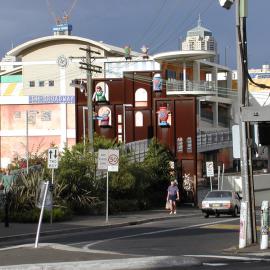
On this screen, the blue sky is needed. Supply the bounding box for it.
[0,0,269,69]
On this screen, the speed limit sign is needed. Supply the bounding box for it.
[108,149,119,172]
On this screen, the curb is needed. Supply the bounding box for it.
[0,213,200,243]
[0,256,201,270]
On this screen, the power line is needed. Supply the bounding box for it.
[136,0,169,47]
[150,0,214,53]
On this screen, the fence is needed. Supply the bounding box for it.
[197,129,232,152]
[124,139,151,162]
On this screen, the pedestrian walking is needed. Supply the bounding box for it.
[166,180,179,214]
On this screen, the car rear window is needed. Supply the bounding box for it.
[206,191,232,198]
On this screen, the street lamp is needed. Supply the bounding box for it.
[218,0,257,247]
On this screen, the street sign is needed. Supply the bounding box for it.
[97,149,119,172]
[108,149,119,172]
[206,161,214,177]
[97,149,109,170]
[36,181,52,210]
[47,148,59,169]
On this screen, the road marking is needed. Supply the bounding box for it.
[0,256,200,270]
[202,224,267,231]
[203,263,229,266]
[185,254,270,262]
[83,218,239,250]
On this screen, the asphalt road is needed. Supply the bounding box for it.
[1,213,270,269]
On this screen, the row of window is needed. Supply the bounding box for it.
[29,80,55,87]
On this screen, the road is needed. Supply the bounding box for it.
[1,212,269,269]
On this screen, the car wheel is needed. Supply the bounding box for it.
[204,213,209,218]
[232,206,238,217]
[215,212,220,218]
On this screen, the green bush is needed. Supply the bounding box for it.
[8,207,72,223]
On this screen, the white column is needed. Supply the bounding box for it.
[213,102,219,128]
[212,67,218,94]
[193,61,200,83]
[193,61,200,92]
[183,62,187,91]
[60,68,67,150]
[226,71,232,90]
[197,99,201,126]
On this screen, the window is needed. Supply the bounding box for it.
[135,88,148,107]
[29,81,35,87]
[39,81,45,87]
[118,114,122,124]
[49,80,54,87]
[135,111,143,127]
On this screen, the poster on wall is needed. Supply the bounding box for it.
[97,106,111,127]
[157,106,171,127]
[92,82,109,103]
[153,73,162,92]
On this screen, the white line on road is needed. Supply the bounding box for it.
[203,263,229,266]
[83,218,239,250]
[185,254,270,262]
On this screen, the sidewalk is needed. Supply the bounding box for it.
[0,207,200,242]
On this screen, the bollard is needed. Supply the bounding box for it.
[260,200,269,250]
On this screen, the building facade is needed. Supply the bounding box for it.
[0,25,140,168]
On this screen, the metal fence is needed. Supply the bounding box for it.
[197,129,232,152]
[124,139,151,162]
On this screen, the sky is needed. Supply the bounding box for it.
[0,0,269,69]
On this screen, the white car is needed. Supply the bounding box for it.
[201,190,241,218]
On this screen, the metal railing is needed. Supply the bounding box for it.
[124,139,150,162]
[166,80,233,98]
[197,129,232,152]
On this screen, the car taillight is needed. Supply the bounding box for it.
[202,201,209,208]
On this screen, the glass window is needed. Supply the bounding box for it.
[118,134,123,142]
[135,111,143,127]
[29,81,35,87]
[118,114,122,123]
[39,81,45,87]
[135,88,148,107]
[49,80,54,87]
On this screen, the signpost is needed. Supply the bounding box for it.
[98,149,119,223]
[206,161,214,191]
[47,148,59,224]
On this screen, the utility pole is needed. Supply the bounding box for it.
[235,0,257,245]
[79,46,102,151]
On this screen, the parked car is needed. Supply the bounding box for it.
[201,190,242,218]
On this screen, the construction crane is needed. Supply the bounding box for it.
[46,0,78,25]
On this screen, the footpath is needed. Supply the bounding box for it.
[0,208,270,269]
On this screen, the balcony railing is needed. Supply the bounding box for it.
[197,129,232,152]
[166,80,231,98]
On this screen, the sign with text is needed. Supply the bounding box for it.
[97,149,109,170]
[97,149,119,172]
[47,148,59,169]
[206,161,214,177]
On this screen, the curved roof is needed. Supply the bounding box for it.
[6,35,140,57]
[153,50,216,63]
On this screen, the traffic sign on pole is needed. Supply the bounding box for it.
[108,149,119,172]
[206,161,214,177]
[47,148,59,169]
[97,149,119,172]
[97,149,109,170]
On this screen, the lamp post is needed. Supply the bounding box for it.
[218,0,256,246]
